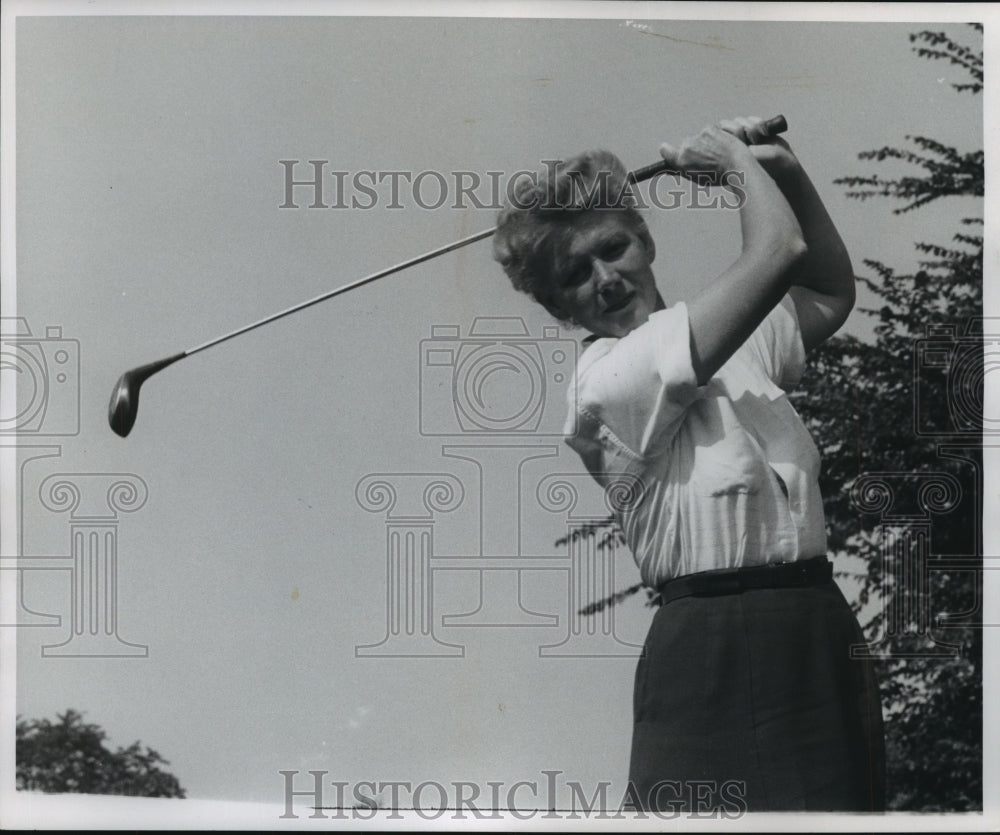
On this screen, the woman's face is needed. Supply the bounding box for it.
[541,212,662,339]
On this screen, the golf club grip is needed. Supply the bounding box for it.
[628,114,788,184]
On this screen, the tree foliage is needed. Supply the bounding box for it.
[576,24,984,811]
[802,24,983,811]
[16,709,186,798]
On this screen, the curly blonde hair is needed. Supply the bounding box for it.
[492,150,649,323]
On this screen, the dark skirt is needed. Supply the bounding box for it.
[627,580,886,812]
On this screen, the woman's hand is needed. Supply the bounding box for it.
[719,116,798,180]
[658,123,755,184]
[660,116,797,184]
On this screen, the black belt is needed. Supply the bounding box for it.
[655,556,832,607]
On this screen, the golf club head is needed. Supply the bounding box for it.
[108,352,185,437]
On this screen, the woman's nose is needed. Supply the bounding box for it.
[593,259,617,288]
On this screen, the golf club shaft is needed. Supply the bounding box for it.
[184,226,496,356]
[183,114,787,358]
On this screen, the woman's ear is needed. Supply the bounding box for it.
[540,295,571,324]
[534,285,577,328]
[636,221,656,263]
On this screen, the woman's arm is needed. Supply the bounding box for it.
[755,156,856,353]
[737,117,857,352]
[660,124,808,385]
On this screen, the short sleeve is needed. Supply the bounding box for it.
[743,295,807,390]
[564,302,702,459]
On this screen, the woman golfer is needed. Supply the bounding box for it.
[493,116,886,812]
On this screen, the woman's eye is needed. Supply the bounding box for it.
[604,240,628,259]
[563,265,589,287]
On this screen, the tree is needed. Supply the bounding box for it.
[576,24,984,811]
[16,709,186,798]
[800,25,983,812]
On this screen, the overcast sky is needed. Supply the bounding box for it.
[2,2,988,822]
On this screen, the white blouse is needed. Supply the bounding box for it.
[563,296,827,588]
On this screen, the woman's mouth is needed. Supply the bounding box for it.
[603,293,635,314]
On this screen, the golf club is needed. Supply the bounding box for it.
[109,115,787,437]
